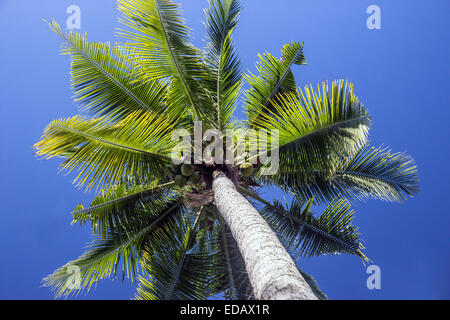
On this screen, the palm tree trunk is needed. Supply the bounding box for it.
[212,171,317,300]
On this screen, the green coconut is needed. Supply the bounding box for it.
[181,164,195,177]
[188,171,201,184]
[240,163,254,177]
[174,174,188,187]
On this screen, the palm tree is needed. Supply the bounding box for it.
[35,0,419,300]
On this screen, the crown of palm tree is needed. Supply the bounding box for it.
[35,0,418,299]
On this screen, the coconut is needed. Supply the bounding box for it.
[181,163,195,176]
[174,174,188,187]
[240,163,254,177]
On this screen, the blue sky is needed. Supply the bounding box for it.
[0,0,449,299]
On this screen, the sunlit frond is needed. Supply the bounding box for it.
[34,112,175,190]
[72,181,175,237]
[48,21,166,121]
[204,0,242,130]
[117,0,212,121]
[244,41,306,126]
[253,80,370,181]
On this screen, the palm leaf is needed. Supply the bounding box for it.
[135,210,220,300]
[43,195,185,298]
[34,112,175,190]
[244,41,306,126]
[117,0,211,122]
[203,0,242,130]
[252,80,370,179]
[260,197,367,260]
[72,181,175,237]
[238,185,367,260]
[266,144,419,203]
[48,21,166,121]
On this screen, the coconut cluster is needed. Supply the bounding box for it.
[171,163,201,187]
[171,159,256,188]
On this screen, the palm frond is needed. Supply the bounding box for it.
[48,21,166,121]
[43,195,185,298]
[249,189,367,260]
[135,211,220,300]
[252,80,371,179]
[34,112,175,190]
[72,181,175,237]
[244,41,306,126]
[117,0,211,121]
[265,144,419,203]
[204,0,242,130]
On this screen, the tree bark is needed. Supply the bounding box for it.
[212,171,317,300]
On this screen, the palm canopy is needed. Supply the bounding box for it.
[35,0,419,299]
